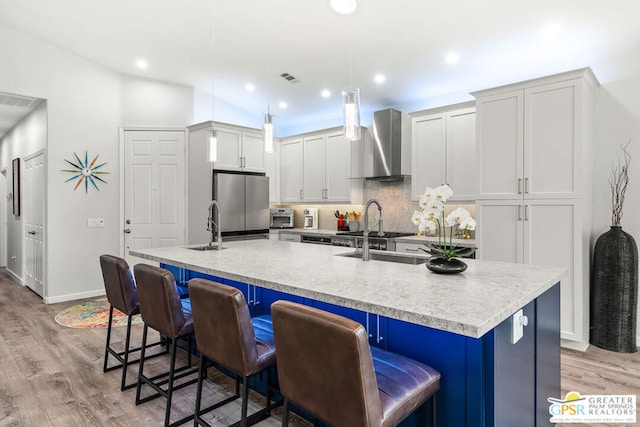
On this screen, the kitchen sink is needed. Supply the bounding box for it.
[336,251,427,265]
[184,244,226,251]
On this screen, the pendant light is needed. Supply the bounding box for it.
[343,88,361,141]
[208,128,218,162]
[264,109,274,154]
[263,0,275,153]
[343,27,361,141]
[208,2,218,163]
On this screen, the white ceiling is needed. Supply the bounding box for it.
[1,0,640,136]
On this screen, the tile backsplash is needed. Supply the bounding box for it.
[272,176,475,234]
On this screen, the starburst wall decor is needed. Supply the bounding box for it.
[62,151,110,192]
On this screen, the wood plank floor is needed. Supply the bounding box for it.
[0,268,638,426]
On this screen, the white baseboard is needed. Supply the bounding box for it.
[44,289,105,304]
[6,268,23,285]
[561,339,589,352]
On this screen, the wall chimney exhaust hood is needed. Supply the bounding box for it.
[367,108,404,181]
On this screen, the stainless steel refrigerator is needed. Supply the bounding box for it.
[213,170,270,239]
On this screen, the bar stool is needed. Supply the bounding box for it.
[99,255,165,391]
[271,301,441,427]
[134,264,199,427]
[188,278,279,427]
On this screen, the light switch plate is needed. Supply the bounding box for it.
[511,309,524,344]
[88,218,105,228]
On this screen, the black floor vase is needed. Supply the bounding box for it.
[590,226,638,353]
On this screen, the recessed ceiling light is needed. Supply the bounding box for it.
[135,59,148,69]
[321,89,331,98]
[279,101,288,109]
[329,0,360,15]
[374,74,386,84]
[245,83,255,92]
[445,53,460,65]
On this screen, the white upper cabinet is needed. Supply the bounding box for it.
[475,75,589,200]
[213,125,265,172]
[241,130,266,172]
[303,134,326,202]
[279,128,361,203]
[303,131,352,203]
[324,132,351,202]
[411,105,476,201]
[264,141,280,203]
[280,138,304,203]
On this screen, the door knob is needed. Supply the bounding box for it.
[125,219,131,224]
[28,230,36,235]
[124,229,131,234]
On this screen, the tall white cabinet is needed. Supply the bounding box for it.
[411,104,476,201]
[473,68,598,350]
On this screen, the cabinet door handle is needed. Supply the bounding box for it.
[377,315,383,343]
[517,205,522,221]
[405,248,419,252]
[524,205,529,221]
[518,178,522,194]
[299,189,303,199]
[524,177,529,194]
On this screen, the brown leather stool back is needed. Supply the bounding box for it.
[99,254,138,315]
[134,264,190,339]
[188,279,261,376]
[272,300,383,427]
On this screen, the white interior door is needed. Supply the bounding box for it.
[23,153,45,296]
[124,130,186,266]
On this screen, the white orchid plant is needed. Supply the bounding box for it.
[411,184,476,260]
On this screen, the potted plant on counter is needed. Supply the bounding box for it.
[411,184,476,274]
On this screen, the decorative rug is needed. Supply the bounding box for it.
[54,298,142,329]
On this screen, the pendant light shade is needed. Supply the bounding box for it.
[208,128,218,162]
[263,113,274,154]
[343,88,361,141]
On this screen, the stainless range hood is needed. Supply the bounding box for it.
[368,108,404,181]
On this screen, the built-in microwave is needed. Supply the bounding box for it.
[270,208,294,228]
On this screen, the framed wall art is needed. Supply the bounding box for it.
[12,157,20,216]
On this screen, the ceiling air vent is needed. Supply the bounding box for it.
[280,72,300,83]
[0,93,39,109]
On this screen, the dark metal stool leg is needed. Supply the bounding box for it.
[282,399,290,427]
[120,312,134,391]
[240,376,250,427]
[103,305,115,373]
[164,338,178,427]
[135,324,149,405]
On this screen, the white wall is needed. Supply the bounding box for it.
[0,23,193,303]
[592,64,640,344]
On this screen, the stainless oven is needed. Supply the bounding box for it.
[270,208,293,228]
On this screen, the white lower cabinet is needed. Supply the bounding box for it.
[279,233,301,243]
[477,199,588,346]
[395,242,424,254]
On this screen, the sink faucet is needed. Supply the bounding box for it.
[207,200,222,251]
[362,199,383,261]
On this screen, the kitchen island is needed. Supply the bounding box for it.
[131,239,565,427]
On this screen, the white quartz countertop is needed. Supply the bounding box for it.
[131,239,565,338]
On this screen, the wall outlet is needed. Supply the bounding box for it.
[511,309,529,344]
[88,218,105,228]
